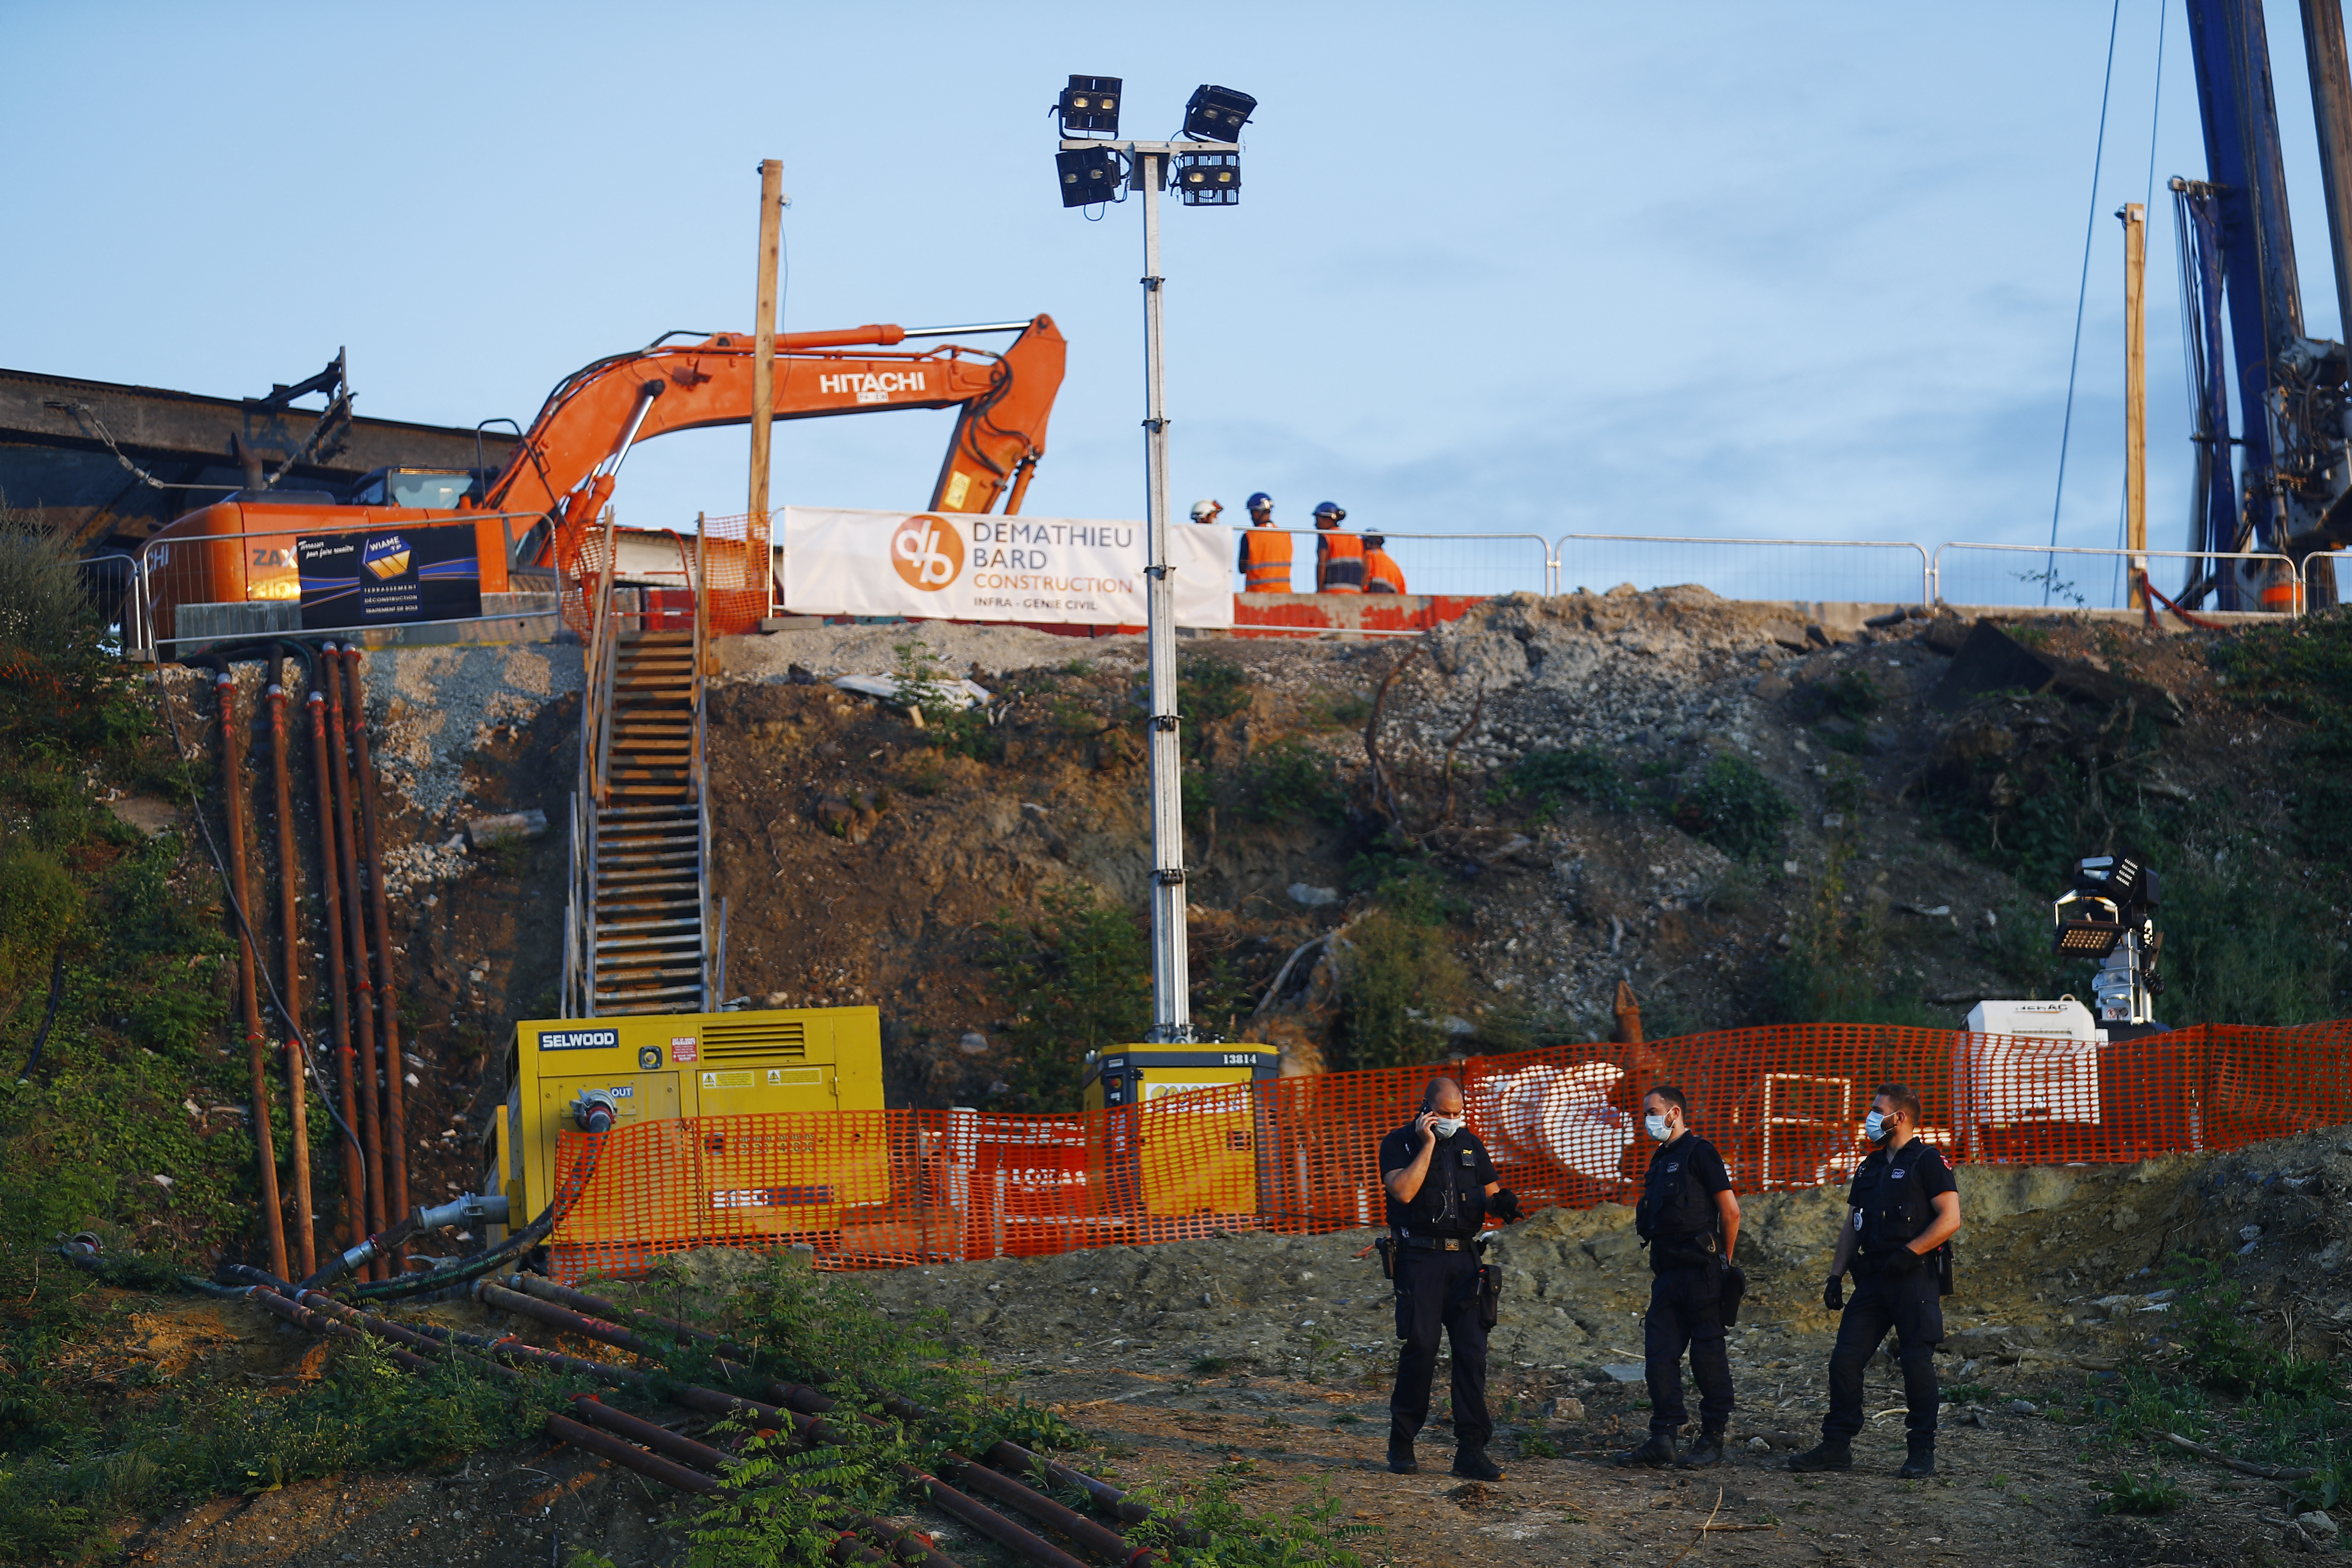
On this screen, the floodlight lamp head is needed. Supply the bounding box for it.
[1058,74,1121,138]
[1056,146,1124,208]
[1182,83,1257,140]
[1173,150,1240,205]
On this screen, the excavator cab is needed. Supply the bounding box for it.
[350,466,478,509]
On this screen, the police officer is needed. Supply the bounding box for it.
[1790,1084,1962,1479]
[1616,1085,1740,1469]
[1380,1075,1523,1481]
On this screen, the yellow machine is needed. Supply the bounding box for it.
[485,1007,883,1246]
[1081,1045,1279,1216]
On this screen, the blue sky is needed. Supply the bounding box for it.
[4,2,2342,601]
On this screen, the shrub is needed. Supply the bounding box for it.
[981,885,1152,1111]
[0,507,93,663]
[1178,656,1253,726]
[0,839,80,994]
[1235,741,1344,824]
[1494,746,1629,815]
[1672,754,1794,862]
[1334,910,1467,1073]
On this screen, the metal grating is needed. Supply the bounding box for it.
[699,1020,807,1060]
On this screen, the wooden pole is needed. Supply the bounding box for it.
[749,158,784,618]
[2122,200,2148,610]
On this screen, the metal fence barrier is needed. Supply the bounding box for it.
[1553,533,1932,607]
[1929,543,2306,616]
[1225,527,1553,599]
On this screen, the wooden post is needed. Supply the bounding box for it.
[749,158,784,618]
[2122,201,2148,610]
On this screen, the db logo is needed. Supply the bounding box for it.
[891,513,964,592]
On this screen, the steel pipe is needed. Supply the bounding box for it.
[210,661,290,1280]
[478,1279,671,1359]
[340,646,411,1259]
[547,1412,723,1494]
[266,644,316,1277]
[322,645,387,1271]
[304,678,364,1253]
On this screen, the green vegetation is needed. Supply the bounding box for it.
[1492,745,1630,816]
[980,885,1152,1111]
[2098,1472,2184,1515]
[1671,753,1795,863]
[1329,858,1472,1073]
[1234,740,1346,825]
[1796,668,1885,721]
[1177,655,1254,729]
[891,641,999,762]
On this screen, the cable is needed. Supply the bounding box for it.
[2114,0,2169,608]
[2047,0,2126,605]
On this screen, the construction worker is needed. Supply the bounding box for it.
[1363,534,1407,594]
[1380,1075,1523,1482]
[1188,498,1223,524]
[1616,1086,1739,1470]
[1238,491,1293,593]
[1790,1084,1962,1480]
[1313,502,1364,593]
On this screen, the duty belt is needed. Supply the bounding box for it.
[1401,1235,1482,1252]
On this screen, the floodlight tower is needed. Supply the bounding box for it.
[1054,77,1255,1044]
[2052,849,2166,1030]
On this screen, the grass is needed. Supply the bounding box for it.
[1234,741,1346,825]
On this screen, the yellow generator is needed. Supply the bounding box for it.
[1081,1045,1279,1216]
[484,1007,883,1247]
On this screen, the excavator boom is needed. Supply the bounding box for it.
[484,315,1066,524]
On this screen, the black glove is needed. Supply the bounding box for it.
[1823,1275,1844,1311]
[1490,1188,1524,1223]
[1878,1246,1922,1279]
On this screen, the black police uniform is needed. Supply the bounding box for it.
[1822,1136,1954,1452]
[1636,1133,1736,1444]
[1378,1119,1498,1458]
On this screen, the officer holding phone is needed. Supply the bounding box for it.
[1379,1075,1523,1482]
[1790,1084,1962,1479]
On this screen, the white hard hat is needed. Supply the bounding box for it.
[1189,498,1222,521]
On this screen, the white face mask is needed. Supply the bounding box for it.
[1644,1113,1672,1142]
[1865,1110,1893,1143]
[1429,1116,1464,1139]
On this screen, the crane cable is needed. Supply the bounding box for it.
[2047,0,2126,605]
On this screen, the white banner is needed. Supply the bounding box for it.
[779,507,1234,629]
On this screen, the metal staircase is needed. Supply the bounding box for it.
[564,517,723,1017]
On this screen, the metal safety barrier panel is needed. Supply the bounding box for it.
[562,512,769,642]
[1930,543,2306,616]
[1552,534,1932,608]
[1225,529,1553,600]
[546,1016,2352,1282]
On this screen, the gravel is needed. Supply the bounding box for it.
[362,643,582,823]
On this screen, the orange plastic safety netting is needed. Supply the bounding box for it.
[547,1017,2352,1282]
[555,509,770,642]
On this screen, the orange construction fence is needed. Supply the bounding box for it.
[557,509,770,642]
[547,1017,2352,1282]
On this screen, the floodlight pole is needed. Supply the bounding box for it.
[1065,138,1238,1043]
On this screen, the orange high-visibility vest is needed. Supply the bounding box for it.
[1365,547,1406,594]
[1241,527,1295,592]
[1317,530,1366,593]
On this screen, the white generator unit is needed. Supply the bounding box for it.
[1956,998,2107,1159]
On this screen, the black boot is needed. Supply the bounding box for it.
[1898,1443,1935,1479]
[1676,1432,1724,1470]
[1787,1439,1853,1473]
[1386,1429,1418,1475]
[1452,1446,1504,1481]
[1613,1433,1677,1467]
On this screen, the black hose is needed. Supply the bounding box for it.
[16,948,66,1081]
[339,1128,606,1302]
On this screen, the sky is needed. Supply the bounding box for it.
[4,2,2345,606]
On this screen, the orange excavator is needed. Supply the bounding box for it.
[137,316,1066,646]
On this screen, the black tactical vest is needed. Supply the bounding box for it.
[1850,1143,1939,1256]
[1636,1136,1719,1241]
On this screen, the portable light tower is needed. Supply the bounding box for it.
[2052,849,2166,1030]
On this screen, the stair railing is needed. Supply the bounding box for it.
[692,511,714,1010]
[567,505,622,1017]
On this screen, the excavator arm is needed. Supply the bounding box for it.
[478,315,1066,544]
